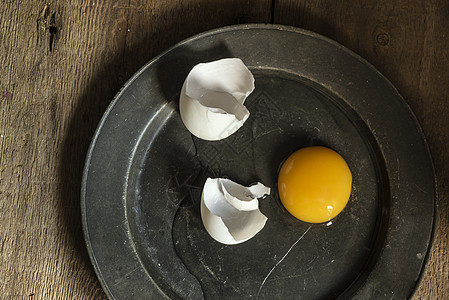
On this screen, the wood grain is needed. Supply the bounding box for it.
[1,0,447,299]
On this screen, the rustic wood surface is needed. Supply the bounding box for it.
[0,0,447,299]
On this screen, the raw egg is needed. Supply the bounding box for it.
[278,146,352,223]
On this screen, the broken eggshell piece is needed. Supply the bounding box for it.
[201,178,270,245]
[179,58,255,141]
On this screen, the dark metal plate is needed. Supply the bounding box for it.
[81,24,436,300]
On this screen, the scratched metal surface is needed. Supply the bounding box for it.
[81,25,436,299]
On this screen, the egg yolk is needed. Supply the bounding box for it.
[278,146,352,223]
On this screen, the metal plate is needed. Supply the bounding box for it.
[81,24,436,300]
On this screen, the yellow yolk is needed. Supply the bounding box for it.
[278,146,352,223]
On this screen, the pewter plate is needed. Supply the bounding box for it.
[81,24,436,300]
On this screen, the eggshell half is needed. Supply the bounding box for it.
[200,178,270,245]
[179,58,254,141]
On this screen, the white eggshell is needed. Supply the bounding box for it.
[179,58,255,141]
[200,178,270,245]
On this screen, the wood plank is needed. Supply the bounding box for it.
[274,1,449,299]
[0,0,271,299]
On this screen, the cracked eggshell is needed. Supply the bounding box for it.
[179,58,255,141]
[200,178,270,245]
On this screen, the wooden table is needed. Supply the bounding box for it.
[1,1,447,299]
